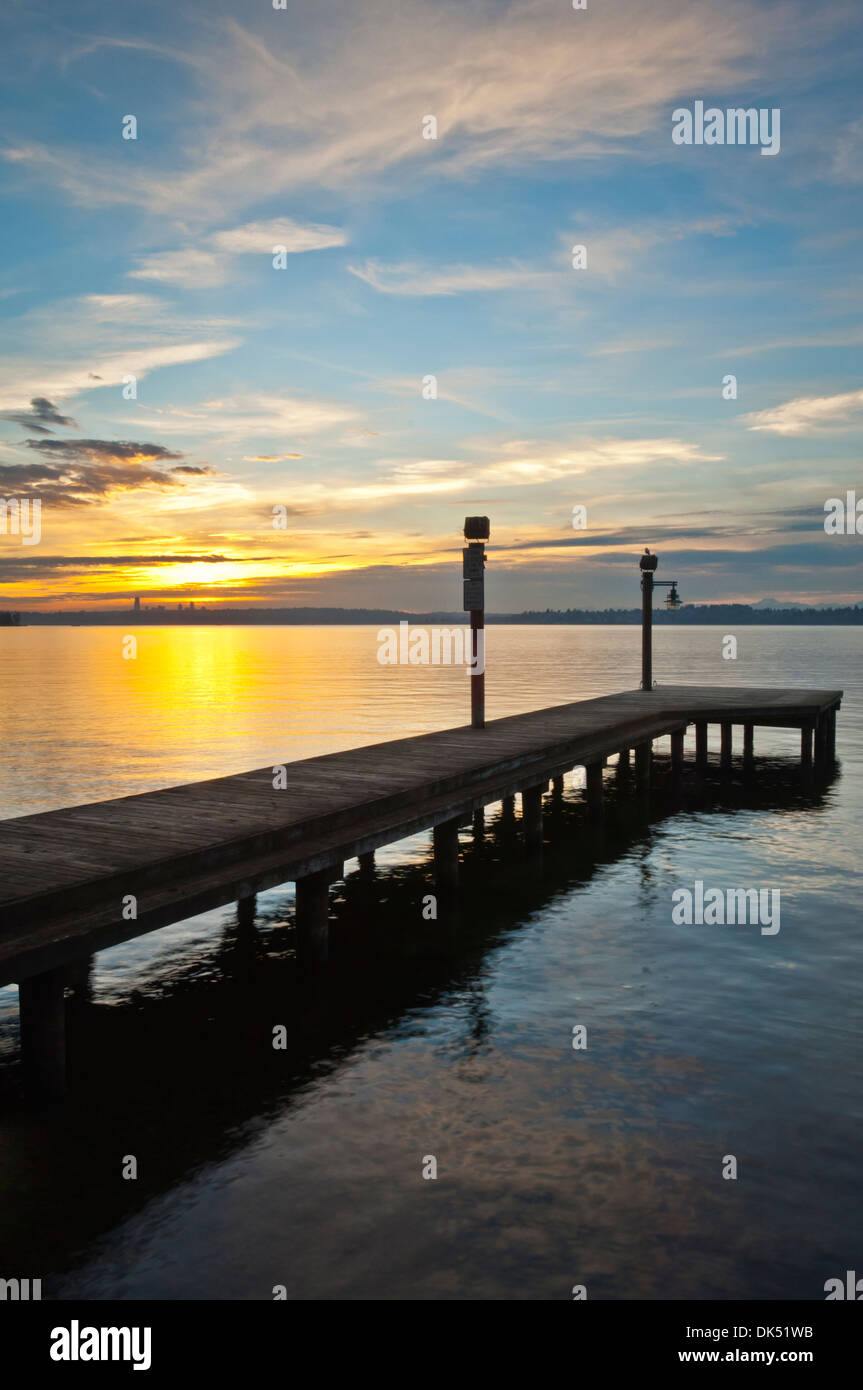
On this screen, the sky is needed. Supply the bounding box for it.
[1,0,862,612]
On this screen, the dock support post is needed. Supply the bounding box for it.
[551,774,564,798]
[822,711,833,767]
[521,784,544,855]
[743,723,754,772]
[617,747,631,773]
[720,722,733,773]
[635,741,652,791]
[65,954,93,1003]
[295,869,332,963]
[357,851,376,896]
[19,969,67,1098]
[814,716,829,770]
[501,794,516,822]
[814,711,836,771]
[695,722,708,775]
[671,729,684,776]
[801,725,813,770]
[434,817,460,896]
[237,894,256,931]
[586,763,604,818]
[472,807,485,841]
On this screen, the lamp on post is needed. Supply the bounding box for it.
[639,548,681,691]
[463,516,489,728]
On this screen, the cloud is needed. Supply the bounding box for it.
[244,454,304,462]
[0,396,78,433]
[210,219,346,255]
[2,0,807,221]
[130,217,346,288]
[350,217,739,298]
[348,260,555,297]
[128,249,228,290]
[0,294,239,413]
[0,438,210,507]
[744,388,863,435]
[130,393,358,439]
[22,438,183,464]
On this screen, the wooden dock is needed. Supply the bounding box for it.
[0,684,841,1095]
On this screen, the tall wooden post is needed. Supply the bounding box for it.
[743,723,754,772]
[641,569,653,691]
[464,517,489,731]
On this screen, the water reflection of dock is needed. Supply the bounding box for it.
[0,684,841,1095]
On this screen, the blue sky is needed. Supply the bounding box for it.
[1,0,862,610]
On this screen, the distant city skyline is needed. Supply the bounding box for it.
[2,0,863,611]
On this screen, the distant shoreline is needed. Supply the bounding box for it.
[3,605,863,627]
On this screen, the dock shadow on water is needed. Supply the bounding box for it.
[0,754,850,1300]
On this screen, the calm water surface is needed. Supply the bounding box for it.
[0,624,860,1299]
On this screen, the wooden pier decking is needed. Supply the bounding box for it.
[0,684,842,1094]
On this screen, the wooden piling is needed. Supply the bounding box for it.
[521,784,544,854]
[19,969,67,1098]
[720,722,733,772]
[237,894,256,930]
[670,729,685,775]
[635,741,652,790]
[586,763,604,817]
[295,869,332,962]
[801,725,813,770]
[695,721,708,774]
[434,817,460,894]
[743,723,754,772]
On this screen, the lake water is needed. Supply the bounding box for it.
[0,624,860,1300]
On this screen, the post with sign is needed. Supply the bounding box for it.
[463,516,489,729]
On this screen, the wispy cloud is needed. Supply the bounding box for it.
[130,217,346,288]
[2,0,801,222]
[348,260,555,297]
[0,294,240,412]
[745,388,863,435]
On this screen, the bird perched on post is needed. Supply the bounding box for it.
[639,547,658,572]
